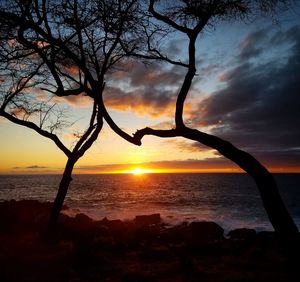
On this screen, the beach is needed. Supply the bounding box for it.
[0,200,299,282]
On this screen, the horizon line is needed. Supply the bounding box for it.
[1,169,300,175]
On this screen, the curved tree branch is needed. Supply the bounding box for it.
[133,127,178,141]
[100,100,141,145]
[128,0,300,241]
[148,0,191,34]
[133,124,299,240]
[0,109,71,157]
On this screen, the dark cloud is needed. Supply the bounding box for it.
[171,139,216,153]
[13,165,47,169]
[129,62,183,88]
[104,86,177,117]
[26,165,47,169]
[166,38,184,56]
[192,25,300,166]
[269,25,300,46]
[110,61,183,88]
[141,158,237,171]
[56,95,92,108]
[250,149,300,169]
[238,28,269,61]
[104,62,185,117]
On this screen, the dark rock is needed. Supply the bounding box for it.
[100,217,109,224]
[98,217,124,229]
[160,221,224,246]
[0,200,18,229]
[59,213,99,237]
[159,222,189,243]
[75,213,93,223]
[187,221,224,242]
[228,228,256,241]
[73,213,94,229]
[138,244,171,261]
[135,214,161,226]
[0,200,52,233]
[122,272,152,282]
[256,231,276,247]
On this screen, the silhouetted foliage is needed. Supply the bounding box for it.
[0,0,142,224]
[0,0,298,242]
[128,0,299,241]
[90,0,297,240]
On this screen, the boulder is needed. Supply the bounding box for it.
[228,228,256,241]
[135,214,161,226]
[187,221,224,242]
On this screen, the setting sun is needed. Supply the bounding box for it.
[131,168,152,175]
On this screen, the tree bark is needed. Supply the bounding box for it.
[181,127,299,241]
[49,157,76,225]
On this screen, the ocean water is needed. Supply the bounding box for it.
[0,173,299,232]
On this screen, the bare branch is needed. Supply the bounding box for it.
[73,102,98,153]
[100,99,141,145]
[0,108,71,157]
[133,126,178,142]
[1,62,45,110]
[148,0,191,34]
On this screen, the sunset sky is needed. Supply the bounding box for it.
[0,4,300,174]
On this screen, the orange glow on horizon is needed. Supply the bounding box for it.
[124,167,154,175]
[93,166,300,175]
[2,163,300,175]
[131,168,149,175]
[97,167,245,175]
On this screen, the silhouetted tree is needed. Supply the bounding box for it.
[102,0,299,240]
[0,0,141,224]
[140,0,299,240]
[1,0,298,242]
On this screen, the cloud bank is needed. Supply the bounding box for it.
[13,165,48,169]
[104,62,185,118]
[190,25,300,167]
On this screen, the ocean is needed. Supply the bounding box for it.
[0,173,299,232]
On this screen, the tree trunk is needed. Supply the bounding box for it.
[49,157,76,225]
[182,127,299,241]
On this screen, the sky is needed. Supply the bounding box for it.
[0,3,300,174]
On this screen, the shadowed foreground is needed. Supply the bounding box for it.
[0,200,299,282]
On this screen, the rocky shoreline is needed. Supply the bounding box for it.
[0,200,299,281]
